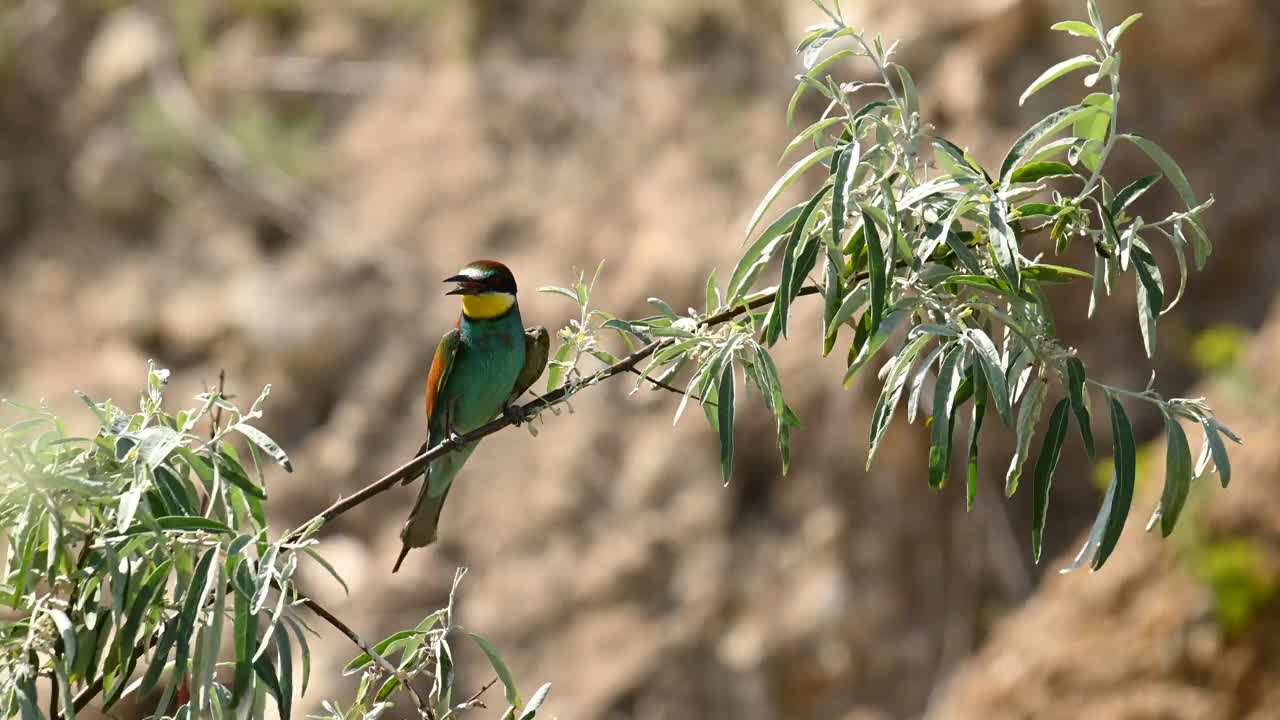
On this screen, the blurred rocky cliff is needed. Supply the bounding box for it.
[1,0,1276,718]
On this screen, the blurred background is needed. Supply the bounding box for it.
[1,0,1278,718]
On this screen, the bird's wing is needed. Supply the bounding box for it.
[510,326,550,401]
[425,327,462,425]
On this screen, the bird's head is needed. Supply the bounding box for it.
[444,260,518,319]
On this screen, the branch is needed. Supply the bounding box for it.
[284,283,821,543]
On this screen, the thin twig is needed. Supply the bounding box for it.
[451,677,498,714]
[293,588,435,720]
[626,367,714,406]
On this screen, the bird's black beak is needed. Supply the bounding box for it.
[444,274,481,295]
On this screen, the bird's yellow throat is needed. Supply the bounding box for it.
[461,293,516,319]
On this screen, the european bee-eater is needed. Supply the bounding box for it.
[393,260,549,572]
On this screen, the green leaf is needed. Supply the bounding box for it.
[302,547,349,596]
[1122,134,1201,213]
[843,307,910,386]
[1111,174,1161,215]
[1020,264,1092,284]
[1092,395,1136,571]
[1032,400,1072,562]
[469,632,521,708]
[545,341,574,393]
[1051,20,1100,40]
[861,204,887,337]
[963,329,1013,427]
[518,682,553,720]
[780,117,846,162]
[727,203,803,302]
[176,547,219,679]
[1201,419,1234,487]
[113,515,235,536]
[1015,203,1064,219]
[786,49,858,127]
[1064,358,1096,458]
[771,185,833,342]
[745,145,839,239]
[1107,13,1143,47]
[1009,161,1075,185]
[232,424,292,472]
[894,63,919,122]
[1159,416,1194,537]
[717,360,736,485]
[1019,55,1098,106]
[704,270,720,315]
[927,346,964,488]
[966,364,988,511]
[134,425,182,469]
[1133,244,1164,358]
[115,559,174,693]
[1005,376,1047,496]
[987,201,1022,292]
[831,142,859,248]
[536,286,579,303]
[868,335,932,468]
[1088,0,1105,34]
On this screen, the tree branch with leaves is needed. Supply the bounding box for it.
[0,2,1239,719]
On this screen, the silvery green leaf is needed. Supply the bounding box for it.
[1111,174,1161,214]
[962,328,1013,427]
[999,104,1091,183]
[1122,134,1201,215]
[745,145,838,238]
[1132,242,1164,358]
[927,346,964,488]
[1019,55,1098,106]
[1032,399,1071,562]
[1107,13,1143,47]
[1064,357,1096,459]
[843,307,911,386]
[1092,394,1136,571]
[1005,375,1047,496]
[1089,253,1105,318]
[1159,415,1193,537]
[1201,418,1234,487]
[868,334,932,468]
[907,343,946,424]
[780,117,846,163]
[728,203,804,302]
[987,200,1022,291]
[1051,20,1100,40]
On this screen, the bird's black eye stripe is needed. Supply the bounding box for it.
[488,273,517,294]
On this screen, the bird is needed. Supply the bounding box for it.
[393,260,549,572]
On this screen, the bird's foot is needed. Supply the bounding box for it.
[502,402,525,426]
[446,429,465,446]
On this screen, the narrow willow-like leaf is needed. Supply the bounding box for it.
[987,201,1022,292]
[908,343,946,424]
[966,363,988,511]
[867,335,931,468]
[1051,20,1100,40]
[728,203,804,302]
[1159,415,1193,537]
[470,632,522,708]
[175,547,218,679]
[1092,395,1136,570]
[962,329,1013,427]
[232,561,258,704]
[825,282,869,349]
[1064,357,1095,458]
[1122,134,1200,214]
[1107,13,1143,47]
[831,142,859,248]
[272,622,293,720]
[717,360,736,485]
[1020,56,1096,104]
[745,145,838,239]
[1005,377,1047,496]
[844,307,911,385]
[1032,399,1072,562]
[519,682,554,720]
[895,63,919,122]
[780,116,846,162]
[1008,161,1075,185]
[1201,418,1234,487]
[861,204,887,337]
[1111,174,1161,214]
[823,250,843,356]
[998,104,1090,183]
[928,346,964,488]
[770,185,831,343]
[1021,264,1092,284]
[1132,243,1164,357]
[233,424,292,472]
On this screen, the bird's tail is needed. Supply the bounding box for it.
[392,478,451,573]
